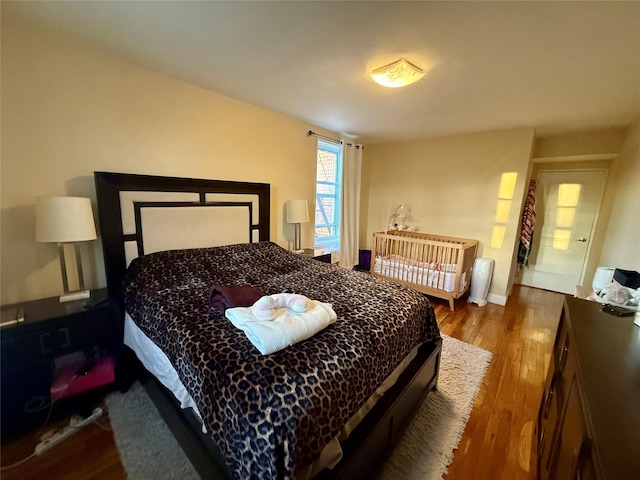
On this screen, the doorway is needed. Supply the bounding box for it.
[520,169,607,294]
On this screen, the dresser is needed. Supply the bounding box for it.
[537,296,640,480]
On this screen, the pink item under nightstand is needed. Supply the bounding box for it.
[50,355,115,400]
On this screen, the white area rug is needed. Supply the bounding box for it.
[378,334,492,480]
[106,334,491,480]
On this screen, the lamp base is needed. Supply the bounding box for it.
[59,290,91,303]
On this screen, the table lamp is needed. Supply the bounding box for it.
[286,200,309,252]
[36,196,97,302]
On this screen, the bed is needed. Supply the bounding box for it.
[371,231,478,311]
[95,172,442,479]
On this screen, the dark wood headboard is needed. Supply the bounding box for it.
[94,172,270,296]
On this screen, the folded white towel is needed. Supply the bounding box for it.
[225,299,337,355]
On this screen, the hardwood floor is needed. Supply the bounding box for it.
[0,406,126,480]
[437,285,564,480]
[1,285,564,480]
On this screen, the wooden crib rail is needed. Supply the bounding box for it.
[371,231,478,310]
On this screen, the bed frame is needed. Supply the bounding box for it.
[371,231,478,311]
[94,171,442,479]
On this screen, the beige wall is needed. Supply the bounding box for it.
[3,20,636,307]
[1,22,332,304]
[528,124,639,289]
[598,120,640,271]
[363,128,535,305]
[533,128,627,159]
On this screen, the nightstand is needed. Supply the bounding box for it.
[298,248,331,264]
[0,288,122,437]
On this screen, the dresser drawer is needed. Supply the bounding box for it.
[551,379,591,480]
[553,310,570,373]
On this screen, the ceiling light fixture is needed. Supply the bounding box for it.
[369,58,426,88]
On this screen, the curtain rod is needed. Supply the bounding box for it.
[307,130,342,145]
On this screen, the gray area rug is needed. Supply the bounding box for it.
[106,334,491,479]
[105,381,199,480]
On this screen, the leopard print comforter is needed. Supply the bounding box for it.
[122,241,439,479]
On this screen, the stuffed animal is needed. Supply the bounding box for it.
[251,293,310,320]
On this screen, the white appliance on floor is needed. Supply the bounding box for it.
[468,258,494,307]
[592,266,615,293]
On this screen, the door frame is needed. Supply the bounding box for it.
[519,164,610,293]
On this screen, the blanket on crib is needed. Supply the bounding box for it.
[374,255,464,293]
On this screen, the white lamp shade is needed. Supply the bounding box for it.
[286,200,309,224]
[36,196,97,243]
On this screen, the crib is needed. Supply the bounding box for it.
[371,231,478,310]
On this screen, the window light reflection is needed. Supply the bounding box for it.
[495,199,511,223]
[557,184,581,207]
[491,172,518,249]
[551,183,581,250]
[498,172,518,199]
[491,225,506,248]
[555,207,576,228]
[553,229,571,250]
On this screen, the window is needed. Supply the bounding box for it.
[314,140,342,250]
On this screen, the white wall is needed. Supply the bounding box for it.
[598,120,640,271]
[1,22,332,304]
[530,126,638,286]
[363,128,535,305]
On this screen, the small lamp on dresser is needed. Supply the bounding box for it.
[36,196,97,302]
[285,199,309,253]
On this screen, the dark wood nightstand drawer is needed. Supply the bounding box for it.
[1,327,71,365]
[1,302,120,367]
[313,253,331,263]
[297,249,332,263]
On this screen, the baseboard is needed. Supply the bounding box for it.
[487,293,507,306]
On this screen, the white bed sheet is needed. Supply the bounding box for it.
[124,313,205,424]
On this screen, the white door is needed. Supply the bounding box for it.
[520,170,607,294]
